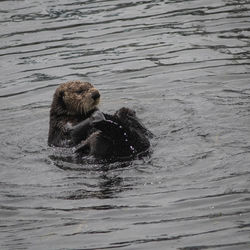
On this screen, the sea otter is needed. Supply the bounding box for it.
[48,80,100,147]
[48,80,151,160]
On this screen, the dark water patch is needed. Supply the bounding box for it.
[0,84,55,98]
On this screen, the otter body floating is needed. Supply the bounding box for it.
[48,81,152,160]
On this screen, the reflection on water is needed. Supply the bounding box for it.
[0,0,250,249]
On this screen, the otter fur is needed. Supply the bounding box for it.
[48,81,151,160]
[48,81,100,147]
[74,107,152,159]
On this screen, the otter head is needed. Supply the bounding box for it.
[54,81,100,116]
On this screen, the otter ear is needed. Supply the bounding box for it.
[56,89,65,100]
[59,90,65,98]
[54,89,65,108]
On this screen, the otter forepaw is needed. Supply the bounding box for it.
[91,110,106,124]
[64,122,73,132]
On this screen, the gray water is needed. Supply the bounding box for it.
[0,0,250,249]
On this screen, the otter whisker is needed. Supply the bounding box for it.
[81,101,85,115]
[78,102,82,115]
[75,102,79,114]
[84,104,88,114]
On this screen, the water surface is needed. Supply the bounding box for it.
[0,0,250,249]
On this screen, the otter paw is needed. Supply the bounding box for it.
[91,110,106,124]
[64,122,73,132]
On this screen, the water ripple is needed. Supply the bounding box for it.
[1,0,250,249]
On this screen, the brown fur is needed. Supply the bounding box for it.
[48,81,100,147]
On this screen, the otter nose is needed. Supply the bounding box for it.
[91,91,100,101]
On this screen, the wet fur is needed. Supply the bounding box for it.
[48,81,151,160]
[48,81,100,147]
[81,108,152,159]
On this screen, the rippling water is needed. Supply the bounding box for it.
[1,0,250,249]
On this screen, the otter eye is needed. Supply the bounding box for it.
[76,89,84,94]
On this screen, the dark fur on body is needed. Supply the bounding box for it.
[76,108,152,159]
[48,81,151,160]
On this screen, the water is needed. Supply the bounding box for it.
[0,0,250,249]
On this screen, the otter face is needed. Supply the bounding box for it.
[58,81,100,115]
